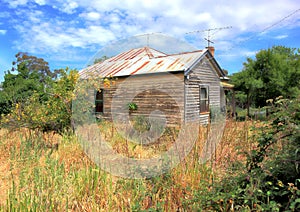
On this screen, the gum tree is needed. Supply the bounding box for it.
[231,46,300,116]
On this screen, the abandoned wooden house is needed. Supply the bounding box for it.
[79,46,232,126]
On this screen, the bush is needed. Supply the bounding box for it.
[1,69,79,134]
[214,96,300,211]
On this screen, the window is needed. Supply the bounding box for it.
[95,89,104,114]
[200,86,209,113]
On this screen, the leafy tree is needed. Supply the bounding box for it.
[243,96,300,210]
[0,52,116,134]
[0,52,59,115]
[1,68,79,133]
[222,69,229,76]
[12,52,59,81]
[231,46,300,116]
[93,55,109,64]
[203,96,300,211]
[0,52,79,133]
[231,64,263,116]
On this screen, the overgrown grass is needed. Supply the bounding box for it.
[0,120,255,211]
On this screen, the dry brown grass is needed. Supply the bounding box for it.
[0,128,28,204]
[0,119,256,210]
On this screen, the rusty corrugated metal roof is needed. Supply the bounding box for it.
[80,47,205,78]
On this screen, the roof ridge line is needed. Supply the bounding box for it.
[143,46,155,59]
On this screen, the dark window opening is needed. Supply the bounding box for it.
[200,86,209,113]
[95,89,104,114]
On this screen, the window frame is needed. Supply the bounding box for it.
[199,85,209,114]
[95,89,104,114]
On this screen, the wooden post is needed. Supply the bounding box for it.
[232,90,236,118]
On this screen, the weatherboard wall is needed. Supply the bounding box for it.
[101,72,185,126]
[185,55,221,124]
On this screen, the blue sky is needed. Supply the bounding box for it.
[0,0,299,82]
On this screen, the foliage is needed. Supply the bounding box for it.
[206,96,300,211]
[11,52,60,81]
[71,72,116,126]
[0,52,60,115]
[93,55,109,64]
[231,46,300,116]
[0,52,118,133]
[1,68,79,133]
[0,123,215,211]
[0,119,254,211]
[245,96,300,210]
[0,52,119,137]
[222,69,229,76]
[127,102,138,111]
[1,48,299,211]
[0,52,84,133]
[132,115,151,133]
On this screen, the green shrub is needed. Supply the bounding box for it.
[212,96,300,211]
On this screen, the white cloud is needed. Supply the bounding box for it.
[243,50,257,57]
[79,12,101,21]
[274,34,288,39]
[82,0,299,33]
[62,1,78,14]
[14,18,116,53]
[0,30,7,35]
[0,12,10,18]
[5,0,300,72]
[34,0,46,5]
[28,10,44,23]
[52,0,78,14]
[3,0,29,8]
[5,0,46,7]
[8,0,300,37]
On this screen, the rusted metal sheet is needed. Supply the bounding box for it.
[80,47,205,78]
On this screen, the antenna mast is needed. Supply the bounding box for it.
[187,26,232,47]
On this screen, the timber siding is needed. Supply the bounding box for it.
[102,73,184,126]
[185,55,221,124]
[80,46,226,126]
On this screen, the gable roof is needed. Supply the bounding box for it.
[80,46,224,78]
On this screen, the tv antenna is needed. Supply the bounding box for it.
[186,26,232,47]
[135,32,162,47]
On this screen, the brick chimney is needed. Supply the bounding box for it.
[206,46,215,57]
